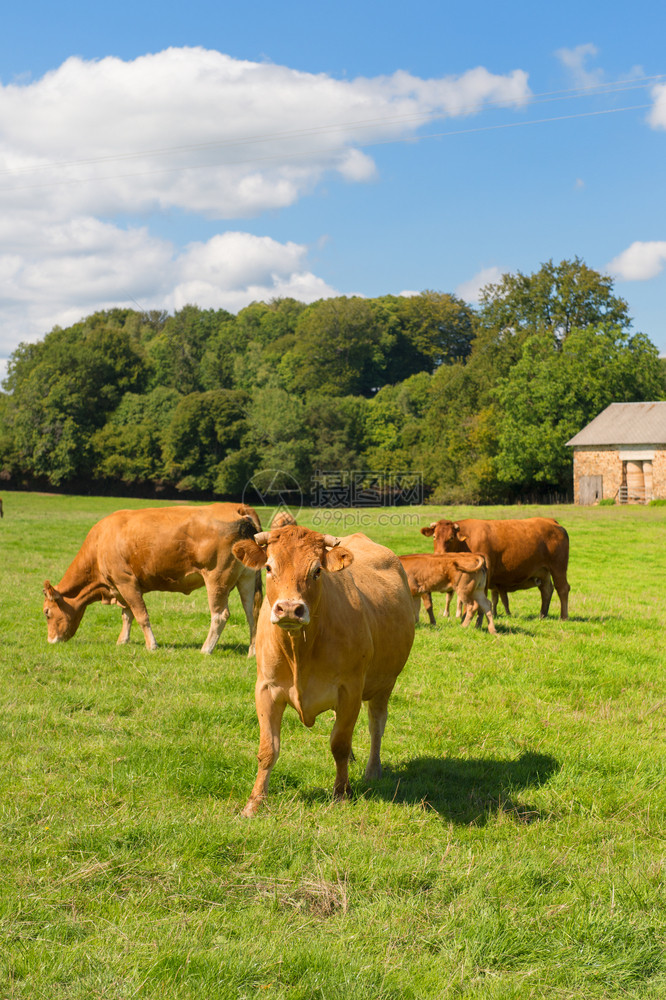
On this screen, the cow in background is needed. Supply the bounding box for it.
[399,552,497,633]
[43,503,263,654]
[421,517,570,619]
[232,524,415,816]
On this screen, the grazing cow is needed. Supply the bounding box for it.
[421,517,570,619]
[399,552,497,633]
[43,503,263,654]
[232,524,415,816]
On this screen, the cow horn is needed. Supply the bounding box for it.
[253,531,271,546]
[429,521,438,527]
[322,534,341,548]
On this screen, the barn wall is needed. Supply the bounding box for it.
[572,448,622,503]
[653,448,666,498]
[572,446,666,503]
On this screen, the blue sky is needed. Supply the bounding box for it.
[1,0,665,383]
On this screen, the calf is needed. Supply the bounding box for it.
[43,503,263,654]
[232,524,415,816]
[400,553,497,634]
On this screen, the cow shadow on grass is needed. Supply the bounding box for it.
[157,639,254,654]
[377,751,559,824]
[303,750,560,825]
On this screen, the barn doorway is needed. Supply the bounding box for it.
[620,460,649,503]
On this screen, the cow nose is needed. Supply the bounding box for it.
[271,599,310,627]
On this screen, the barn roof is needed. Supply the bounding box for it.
[566,401,666,447]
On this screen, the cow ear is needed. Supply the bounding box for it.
[232,539,268,569]
[323,546,354,572]
[43,581,60,601]
[420,525,435,537]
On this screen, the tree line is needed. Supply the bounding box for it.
[1,258,664,504]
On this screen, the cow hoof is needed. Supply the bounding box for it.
[241,797,264,818]
[363,766,381,782]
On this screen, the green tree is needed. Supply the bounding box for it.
[363,373,431,472]
[244,384,309,483]
[374,292,476,383]
[4,314,148,484]
[304,394,368,473]
[474,257,632,379]
[493,326,664,492]
[289,297,393,397]
[163,389,249,492]
[92,387,180,484]
[145,305,235,394]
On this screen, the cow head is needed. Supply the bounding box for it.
[233,525,353,632]
[43,581,84,642]
[420,520,468,553]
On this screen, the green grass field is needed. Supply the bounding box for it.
[1,492,665,999]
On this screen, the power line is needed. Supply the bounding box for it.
[0,79,661,193]
[1,72,663,178]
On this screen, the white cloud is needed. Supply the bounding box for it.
[167,232,338,312]
[0,47,532,360]
[455,266,504,303]
[607,241,666,281]
[0,223,338,356]
[555,43,603,89]
[0,48,531,222]
[648,82,666,129]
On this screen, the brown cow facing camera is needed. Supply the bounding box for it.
[43,503,263,654]
[421,517,570,619]
[399,552,497,633]
[232,524,415,816]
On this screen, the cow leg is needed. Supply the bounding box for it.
[365,688,392,781]
[243,683,286,818]
[493,589,511,616]
[200,576,232,654]
[443,592,452,618]
[473,588,497,634]
[538,575,555,618]
[456,596,464,619]
[116,583,157,650]
[421,592,436,625]
[330,688,363,798]
[412,595,422,624]
[235,568,261,656]
[551,570,570,620]
[460,581,477,628]
[116,606,134,645]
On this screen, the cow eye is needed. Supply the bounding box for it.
[313,565,322,579]
[265,564,272,574]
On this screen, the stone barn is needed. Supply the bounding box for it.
[566,401,666,504]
